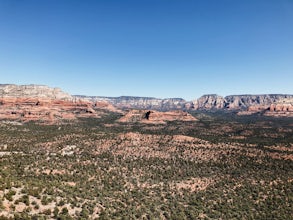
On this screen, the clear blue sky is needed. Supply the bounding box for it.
[0,0,292,100]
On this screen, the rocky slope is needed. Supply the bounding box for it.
[0,84,72,100]
[225,94,293,109]
[265,103,293,117]
[0,97,98,123]
[118,110,197,124]
[193,94,293,110]
[0,84,118,123]
[78,94,293,115]
[1,84,293,119]
[193,94,226,110]
[75,95,191,111]
[193,94,293,116]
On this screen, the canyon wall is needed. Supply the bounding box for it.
[1,84,293,119]
[76,95,191,111]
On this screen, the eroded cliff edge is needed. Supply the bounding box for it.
[1,84,293,118]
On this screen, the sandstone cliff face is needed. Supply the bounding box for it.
[0,84,72,100]
[192,94,293,110]
[193,95,226,110]
[77,94,293,114]
[0,97,101,123]
[225,95,293,109]
[264,103,293,117]
[1,84,293,119]
[75,95,191,111]
[225,95,293,116]
[0,84,119,123]
[191,94,293,117]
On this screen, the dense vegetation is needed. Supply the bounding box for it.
[0,111,292,219]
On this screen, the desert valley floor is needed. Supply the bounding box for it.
[0,110,292,219]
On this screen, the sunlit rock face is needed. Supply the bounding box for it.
[117,109,197,124]
[193,94,226,110]
[75,95,191,111]
[0,84,73,100]
[1,84,293,119]
[0,84,120,123]
[225,94,293,109]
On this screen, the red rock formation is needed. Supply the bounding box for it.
[0,97,102,123]
[269,103,293,112]
[238,103,293,117]
[265,103,293,117]
[248,105,269,112]
[94,101,122,113]
[0,84,121,123]
[118,110,197,124]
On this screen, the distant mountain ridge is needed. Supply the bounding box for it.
[1,84,293,114]
[195,94,293,110]
[75,95,190,111]
[0,84,72,100]
[76,94,293,112]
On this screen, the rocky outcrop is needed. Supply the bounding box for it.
[77,94,293,115]
[0,84,72,100]
[269,103,293,112]
[1,84,293,118]
[225,94,293,109]
[191,94,293,116]
[0,97,102,123]
[0,84,119,123]
[193,95,226,110]
[237,99,293,116]
[264,103,293,117]
[75,95,191,111]
[192,94,293,110]
[118,110,197,124]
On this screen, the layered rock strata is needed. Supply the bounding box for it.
[0,84,72,100]
[1,84,293,118]
[0,85,118,123]
[0,97,100,123]
[76,95,192,111]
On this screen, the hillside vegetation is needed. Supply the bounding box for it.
[0,111,292,219]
